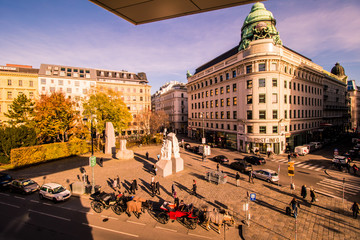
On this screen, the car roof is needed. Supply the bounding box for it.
[42,183,62,189]
[257,169,276,173]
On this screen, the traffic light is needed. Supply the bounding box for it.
[288,161,295,176]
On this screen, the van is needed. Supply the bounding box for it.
[294,146,309,156]
[303,143,316,153]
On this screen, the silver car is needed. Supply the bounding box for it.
[252,169,279,183]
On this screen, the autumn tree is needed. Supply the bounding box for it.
[5,93,35,126]
[83,89,132,138]
[150,110,170,134]
[33,92,79,143]
[134,110,151,134]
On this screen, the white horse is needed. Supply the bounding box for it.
[204,209,235,234]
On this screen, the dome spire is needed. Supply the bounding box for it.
[238,2,282,51]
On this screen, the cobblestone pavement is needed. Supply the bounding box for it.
[5,141,360,240]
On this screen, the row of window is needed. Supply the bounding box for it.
[190,120,320,134]
[191,84,237,100]
[190,71,237,91]
[7,79,34,87]
[246,79,322,94]
[3,91,34,100]
[192,97,237,109]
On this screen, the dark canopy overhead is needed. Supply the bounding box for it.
[89,0,264,25]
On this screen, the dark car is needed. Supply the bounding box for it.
[243,156,266,165]
[9,179,40,194]
[212,155,229,164]
[0,173,13,190]
[230,161,253,173]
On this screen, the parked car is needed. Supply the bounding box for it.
[9,179,39,194]
[39,183,71,203]
[252,169,279,183]
[205,170,227,184]
[212,155,229,164]
[0,173,13,190]
[230,161,253,173]
[244,156,266,165]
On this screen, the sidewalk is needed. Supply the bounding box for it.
[5,144,360,240]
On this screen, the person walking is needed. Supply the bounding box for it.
[153,164,157,176]
[157,154,160,161]
[117,176,121,190]
[310,187,316,203]
[146,152,149,160]
[248,170,254,184]
[287,154,291,162]
[192,179,197,196]
[150,181,156,197]
[216,163,220,171]
[112,177,118,189]
[171,183,176,196]
[350,201,359,219]
[173,189,177,200]
[155,181,161,195]
[301,185,307,199]
[130,179,137,194]
[353,164,358,175]
[236,172,240,187]
[290,198,300,218]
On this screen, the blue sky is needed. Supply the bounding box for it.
[1,0,359,94]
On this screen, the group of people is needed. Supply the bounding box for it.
[301,185,316,203]
[150,176,161,196]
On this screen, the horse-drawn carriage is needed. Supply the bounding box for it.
[158,201,200,229]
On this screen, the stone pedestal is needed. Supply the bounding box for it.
[156,159,172,177]
[116,139,134,160]
[172,157,184,173]
[105,122,116,155]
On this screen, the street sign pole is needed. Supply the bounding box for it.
[342,178,345,203]
[278,164,280,187]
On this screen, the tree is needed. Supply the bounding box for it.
[0,125,37,160]
[5,93,35,126]
[83,89,132,138]
[150,110,170,134]
[134,110,151,135]
[32,92,78,143]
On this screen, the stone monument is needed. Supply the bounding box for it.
[105,122,116,156]
[156,132,184,177]
[116,139,134,160]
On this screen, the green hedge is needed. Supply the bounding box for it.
[10,140,89,168]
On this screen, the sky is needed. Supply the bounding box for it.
[1,0,360,94]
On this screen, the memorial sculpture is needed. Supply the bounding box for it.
[156,132,184,177]
[116,139,134,160]
[105,122,116,155]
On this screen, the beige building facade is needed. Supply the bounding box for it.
[347,80,360,132]
[0,64,39,123]
[187,3,347,154]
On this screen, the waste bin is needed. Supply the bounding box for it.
[94,185,101,193]
[85,184,92,194]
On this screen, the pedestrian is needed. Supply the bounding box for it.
[192,179,197,196]
[171,183,176,196]
[150,181,156,197]
[290,197,300,218]
[267,151,271,158]
[155,181,161,195]
[353,164,358,175]
[248,170,254,184]
[287,154,291,162]
[310,187,316,203]
[236,172,240,187]
[216,163,220,171]
[350,201,359,219]
[117,175,121,190]
[153,164,157,176]
[130,179,137,194]
[146,152,149,160]
[112,177,118,189]
[301,185,307,199]
[99,157,103,167]
[173,189,177,200]
[134,178,138,191]
[157,154,160,161]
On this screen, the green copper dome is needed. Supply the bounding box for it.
[239,2,282,51]
[331,62,345,77]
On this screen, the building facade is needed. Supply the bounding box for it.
[187,2,347,154]
[0,64,39,123]
[347,80,360,132]
[152,81,188,133]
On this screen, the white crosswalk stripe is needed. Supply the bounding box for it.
[269,158,326,172]
[316,177,360,197]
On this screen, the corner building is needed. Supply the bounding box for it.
[187,3,347,154]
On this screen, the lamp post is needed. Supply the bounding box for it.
[201,112,205,161]
[84,113,96,194]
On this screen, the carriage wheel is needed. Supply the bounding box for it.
[91,201,104,213]
[158,212,169,224]
[186,218,197,230]
[112,204,124,215]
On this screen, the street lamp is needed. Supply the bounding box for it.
[201,112,206,161]
[83,113,96,193]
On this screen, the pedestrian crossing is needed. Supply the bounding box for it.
[269,158,325,171]
[315,177,360,198]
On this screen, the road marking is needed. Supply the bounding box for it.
[101,215,118,220]
[155,226,178,232]
[307,166,317,170]
[42,202,52,206]
[315,189,341,199]
[14,196,26,200]
[0,201,20,208]
[316,183,357,195]
[126,220,146,225]
[188,233,212,239]
[296,164,306,168]
[0,193,10,196]
[82,223,139,237]
[59,206,74,211]
[28,209,71,221]
[30,200,40,203]
[314,166,325,171]
[322,179,360,190]
[78,209,93,214]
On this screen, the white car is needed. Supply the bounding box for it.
[39,183,71,202]
[252,169,279,183]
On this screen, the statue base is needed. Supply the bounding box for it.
[115,149,134,160]
[156,159,172,177]
[172,157,184,173]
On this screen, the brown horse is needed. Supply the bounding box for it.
[126,196,152,218]
[204,209,235,234]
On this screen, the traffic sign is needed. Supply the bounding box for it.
[250,193,256,201]
[89,156,96,167]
